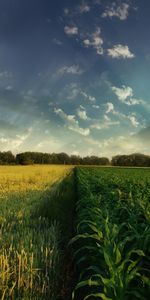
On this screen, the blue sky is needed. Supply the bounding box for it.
[0,0,149,157]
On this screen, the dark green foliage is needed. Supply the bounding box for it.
[111,153,150,167]
[0,151,15,164]
[70,167,150,300]
[16,152,110,166]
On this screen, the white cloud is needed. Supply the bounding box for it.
[91,120,119,130]
[71,150,80,156]
[106,102,114,113]
[91,114,120,130]
[54,108,76,123]
[77,106,88,120]
[112,85,145,106]
[64,25,78,36]
[59,83,79,100]
[92,105,100,109]
[0,128,32,152]
[67,83,79,100]
[80,130,150,158]
[68,125,90,136]
[112,85,133,101]
[105,100,141,128]
[112,109,140,128]
[54,108,90,136]
[127,98,145,106]
[81,91,96,102]
[83,27,104,55]
[97,135,143,158]
[36,138,61,152]
[128,115,139,127]
[78,2,90,13]
[57,65,83,76]
[102,3,130,20]
[64,2,90,16]
[108,45,135,59]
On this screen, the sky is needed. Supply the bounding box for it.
[0,0,150,158]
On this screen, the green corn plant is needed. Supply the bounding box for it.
[71,167,150,300]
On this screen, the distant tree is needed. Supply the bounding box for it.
[111,153,150,167]
[16,153,32,165]
[82,156,110,165]
[98,157,110,165]
[56,152,71,164]
[0,151,15,165]
[70,155,81,165]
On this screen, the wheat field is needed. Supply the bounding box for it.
[0,165,72,299]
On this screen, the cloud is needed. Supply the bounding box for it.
[78,2,90,13]
[98,134,147,158]
[52,38,63,46]
[112,85,133,101]
[81,91,96,102]
[66,83,79,100]
[54,108,76,123]
[36,138,61,152]
[69,125,90,136]
[112,85,145,105]
[91,117,120,130]
[127,98,146,106]
[82,27,104,55]
[112,109,140,128]
[5,85,13,91]
[106,102,114,113]
[128,115,139,127]
[57,65,84,76]
[64,2,90,16]
[102,2,130,20]
[0,88,37,115]
[64,8,69,15]
[0,71,13,79]
[54,108,90,136]
[0,70,14,90]
[105,101,141,128]
[0,128,32,152]
[107,45,135,59]
[77,106,88,120]
[79,129,150,158]
[64,25,78,36]
[92,105,100,109]
[58,82,80,101]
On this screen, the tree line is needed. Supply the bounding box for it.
[0,151,109,166]
[0,151,150,167]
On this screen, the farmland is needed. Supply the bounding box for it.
[0,165,74,300]
[0,165,150,299]
[71,167,150,299]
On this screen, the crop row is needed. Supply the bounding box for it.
[0,166,73,299]
[70,167,150,300]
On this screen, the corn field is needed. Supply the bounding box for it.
[70,167,150,300]
[0,165,150,299]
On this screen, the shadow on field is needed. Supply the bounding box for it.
[33,169,77,300]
